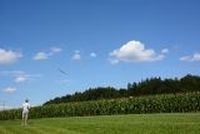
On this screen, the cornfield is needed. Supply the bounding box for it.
[0,93,200,120]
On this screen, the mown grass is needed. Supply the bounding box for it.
[0,113,200,134]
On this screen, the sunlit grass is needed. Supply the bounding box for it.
[0,113,200,134]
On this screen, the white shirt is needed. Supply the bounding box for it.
[22,102,31,113]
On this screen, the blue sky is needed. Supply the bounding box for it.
[0,0,200,108]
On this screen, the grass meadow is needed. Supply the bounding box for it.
[0,113,200,134]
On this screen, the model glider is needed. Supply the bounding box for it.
[57,68,68,76]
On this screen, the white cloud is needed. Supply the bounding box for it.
[90,52,97,57]
[14,73,42,83]
[109,40,166,64]
[14,75,27,83]
[193,53,200,61]
[33,52,49,60]
[0,70,42,83]
[74,50,80,53]
[72,54,81,60]
[51,47,62,53]
[180,56,190,61]
[108,58,120,65]
[0,48,22,64]
[33,47,62,61]
[72,50,81,60]
[180,53,200,62]
[161,48,169,54]
[1,87,16,94]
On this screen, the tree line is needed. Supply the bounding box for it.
[44,74,200,105]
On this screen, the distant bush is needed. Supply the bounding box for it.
[1,93,200,120]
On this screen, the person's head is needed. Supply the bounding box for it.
[25,99,29,103]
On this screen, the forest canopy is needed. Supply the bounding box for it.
[44,74,200,105]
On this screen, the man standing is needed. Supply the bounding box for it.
[22,99,31,126]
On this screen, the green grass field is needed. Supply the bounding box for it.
[0,113,200,134]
